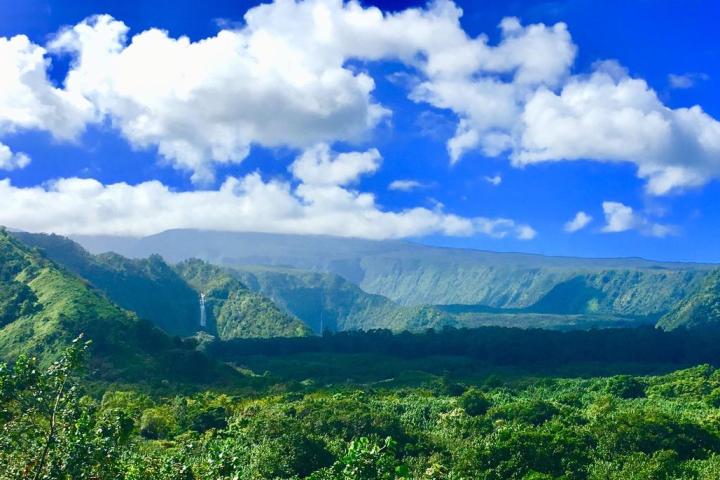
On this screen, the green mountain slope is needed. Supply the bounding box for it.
[0,230,235,384]
[231,265,448,332]
[657,269,720,330]
[73,230,712,320]
[229,265,641,333]
[15,232,200,336]
[522,270,702,319]
[175,260,311,338]
[15,232,310,339]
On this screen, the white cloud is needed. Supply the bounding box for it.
[0,1,715,196]
[388,179,425,192]
[484,174,502,186]
[290,144,380,186]
[602,202,635,233]
[36,2,587,184]
[0,145,535,240]
[564,211,592,232]
[410,17,577,162]
[601,201,673,237]
[0,144,30,171]
[0,0,717,246]
[668,72,708,89]
[515,224,538,240]
[0,35,92,167]
[0,35,94,140]
[515,64,720,195]
[48,12,391,183]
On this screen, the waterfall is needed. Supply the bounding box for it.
[200,292,207,327]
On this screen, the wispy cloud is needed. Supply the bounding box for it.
[484,175,502,186]
[0,144,31,171]
[389,179,427,192]
[668,72,709,89]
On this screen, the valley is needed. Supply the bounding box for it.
[72,229,716,333]
[3,228,720,479]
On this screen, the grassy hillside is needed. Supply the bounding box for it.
[0,229,236,384]
[658,269,720,330]
[16,231,201,336]
[15,232,310,339]
[73,230,712,319]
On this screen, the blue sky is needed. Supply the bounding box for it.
[0,0,718,261]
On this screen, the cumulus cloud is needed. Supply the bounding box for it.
[0,144,30,171]
[0,34,93,167]
[601,201,673,237]
[44,1,546,181]
[1,0,717,244]
[48,12,391,183]
[515,224,538,240]
[290,144,380,186]
[564,211,592,232]
[410,17,577,162]
[515,63,720,195]
[0,145,534,240]
[47,1,543,183]
[388,179,426,192]
[1,1,716,195]
[34,2,591,184]
[0,35,94,139]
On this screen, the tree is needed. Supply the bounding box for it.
[0,335,132,480]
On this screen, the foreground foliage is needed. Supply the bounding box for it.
[6,342,720,479]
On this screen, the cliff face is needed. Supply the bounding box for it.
[657,269,720,330]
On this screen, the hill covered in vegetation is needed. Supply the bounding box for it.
[231,265,449,333]
[0,229,236,384]
[658,269,720,330]
[23,230,720,333]
[5,228,720,478]
[15,232,632,335]
[175,259,311,338]
[15,232,310,339]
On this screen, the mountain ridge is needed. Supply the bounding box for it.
[73,228,714,268]
[70,229,712,315]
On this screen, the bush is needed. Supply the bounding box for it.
[459,388,491,416]
[140,407,178,439]
[607,375,646,399]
